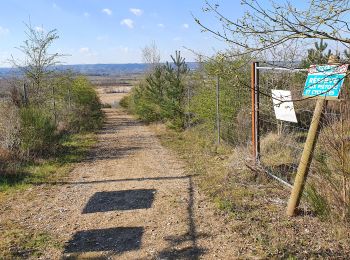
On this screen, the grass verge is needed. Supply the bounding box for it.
[0,223,62,259]
[154,124,350,259]
[0,132,97,195]
[0,132,97,259]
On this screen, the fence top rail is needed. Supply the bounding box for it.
[256,66,308,72]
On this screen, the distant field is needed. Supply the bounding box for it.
[93,75,139,107]
[0,74,140,102]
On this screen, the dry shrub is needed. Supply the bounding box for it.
[260,132,301,168]
[310,116,350,220]
[0,101,20,151]
[228,145,263,184]
[235,107,252,145]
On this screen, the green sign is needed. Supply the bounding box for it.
[303,64,348,99]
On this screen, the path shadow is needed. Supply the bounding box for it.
[83,146,143,162]
[64,227,143,253]
[83,189,156,213]
[60,174,206,258]
[99,115,144,133]
[31,174,197,186]
[156,176,206,259]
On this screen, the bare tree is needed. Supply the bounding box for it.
[10,22,63,101]
[195,0,350,56]
[142,41,161,70]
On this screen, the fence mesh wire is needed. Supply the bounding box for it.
[186,67,252,147]
[256,62,350,192]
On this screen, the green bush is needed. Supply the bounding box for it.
[19,106,57,156]
[119,95,130,109]
[69,76,103,131]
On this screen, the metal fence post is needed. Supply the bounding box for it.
[255,62,260,162]
[251,62,260,163]
[216,75,220,145]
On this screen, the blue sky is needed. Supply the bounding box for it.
[0,0,247,67]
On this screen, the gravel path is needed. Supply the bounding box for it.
[1,103,240,259]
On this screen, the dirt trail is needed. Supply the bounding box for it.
[1,93,240,259]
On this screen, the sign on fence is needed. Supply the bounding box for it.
[303,64,348,99]
[271,90,298,123]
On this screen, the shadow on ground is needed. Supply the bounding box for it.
[156,176,206,259]
[64,227,143,253]
[83,146,143,162]
[62,175,206,258]
[83,189,156,213]
[61,111,207,258]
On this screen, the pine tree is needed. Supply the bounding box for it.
[301,39,332,67]
[343,49,350,62]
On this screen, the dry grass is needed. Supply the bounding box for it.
[0,101,20,151]
[309,118,350,220]
[260,132,302,168]
[155,124,350,259]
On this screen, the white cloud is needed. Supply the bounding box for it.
[35,26,45,32]
[130,8,143,16]
[120,19,134,29]
[84,12,90,17]
[102,8,112,15]
[79,47,90,53]
[183,23,189,29]
[157,23,165,28]
[0,26,9,36]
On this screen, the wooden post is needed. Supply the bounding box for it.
[286,99,325,216]
[287,56,341,216]
[340,102,348,219]
[187,80,191,128]
[23,83,28,105]
[216,75,220,145]
[52,84,57,126]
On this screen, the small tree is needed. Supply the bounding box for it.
[131,50,189,128]
[162,51,189,127]
[10,22,63,102]
[142,41,161,71]
[195,1,350,57]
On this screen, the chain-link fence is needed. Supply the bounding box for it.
[248,61,350,217]
[185,63,252,147]
[186,60,350,214]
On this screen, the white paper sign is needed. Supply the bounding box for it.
[271,90,298,123]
